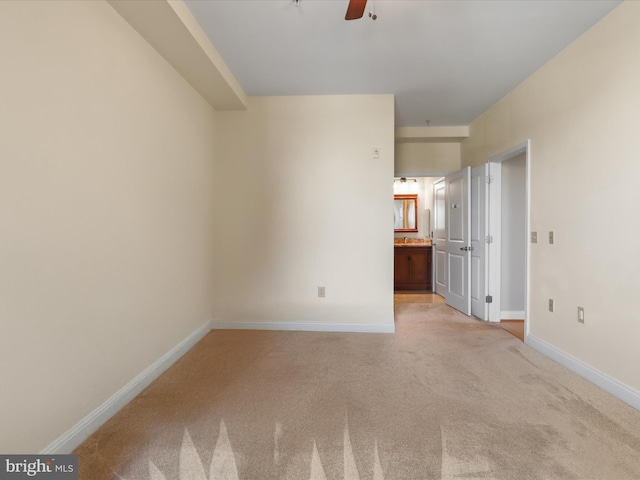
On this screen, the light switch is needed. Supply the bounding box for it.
[531,232,538,243]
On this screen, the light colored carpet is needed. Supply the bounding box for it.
[74,302,640,479]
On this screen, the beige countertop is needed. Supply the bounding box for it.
[394,240,432,247]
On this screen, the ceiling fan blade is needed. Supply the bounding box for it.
[345,0,367,20]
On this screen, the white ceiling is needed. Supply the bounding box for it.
[184,0,621,127]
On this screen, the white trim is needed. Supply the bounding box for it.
[500,311,525,320]
[487,161,502,323]
[210,321,395,334]
[524,141,531,338]
[40,320,213,454]
[526,334,640,411]
[488,142,526,164]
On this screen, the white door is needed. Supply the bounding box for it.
[433,179,447,296]
[445,167,471,315]
[470,164,489,320]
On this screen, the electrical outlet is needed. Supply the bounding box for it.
[549,299,554,312]
[549,231,554,244]
[372,148,380,159]
[531,231,538,243]
[578,306,584,323]
[318,286,326,298]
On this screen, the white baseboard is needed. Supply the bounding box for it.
[526,334,640,411]
[211,321,395,334]
[501,311,525,320]
[41,320,213,454]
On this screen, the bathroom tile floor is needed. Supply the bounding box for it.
[394,292,445,304]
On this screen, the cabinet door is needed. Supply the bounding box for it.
[394,250,410,284]
[409,249,430,284]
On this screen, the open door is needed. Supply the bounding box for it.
[470,164,489,320]
[445,167,471,315]
[433,178,447,296]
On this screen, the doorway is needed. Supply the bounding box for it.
[488,141,530,340]
[393,176,444,302]
[429,142,530,341]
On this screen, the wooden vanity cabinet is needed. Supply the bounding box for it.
[394,246,432,291]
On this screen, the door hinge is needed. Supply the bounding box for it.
[486,175,494,184]
[485,295,493,303]
[486,235,493,244]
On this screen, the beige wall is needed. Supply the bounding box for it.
[0,1,218,453]
[461,1,640,391]
[395,142,460,176]
[212,95,395,327]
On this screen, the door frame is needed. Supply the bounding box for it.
[393,174,448,295]
[487,140,531,338]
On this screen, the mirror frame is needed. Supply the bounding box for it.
[394,194,418,232]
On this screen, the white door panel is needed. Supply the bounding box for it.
[447,176,465,242]
[447,253,465,296]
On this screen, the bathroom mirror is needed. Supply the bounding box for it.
[394,194,418,232]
